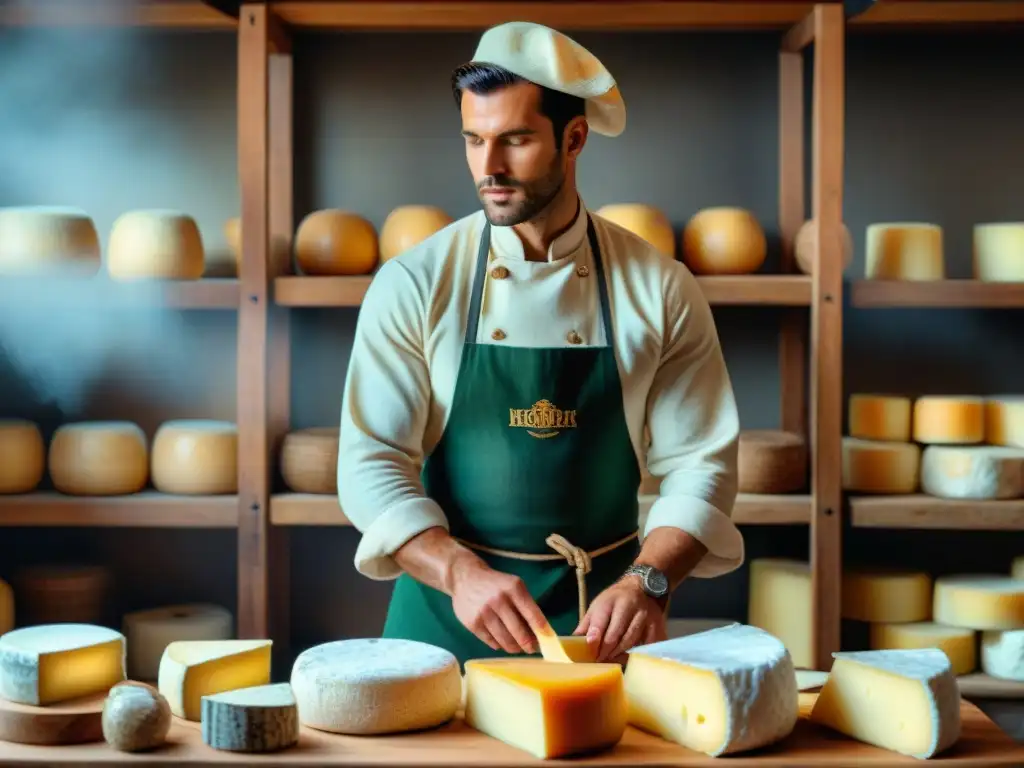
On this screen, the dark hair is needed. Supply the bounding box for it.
[451,62,586,149]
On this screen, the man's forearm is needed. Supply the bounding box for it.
[392,527,486,596]
[635,526,708,590]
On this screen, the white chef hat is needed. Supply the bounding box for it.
[455,21,626,137]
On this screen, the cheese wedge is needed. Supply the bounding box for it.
[624,623,799,756]
[535,625,596,663]
[463,658,626,759]
[0,623,126,705]
[201,683,299,753]
[157,639,272,721]
[809,649,961,759]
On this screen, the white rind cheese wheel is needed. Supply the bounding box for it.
[682,207,767,275]
[920,445,1024,500]
[934,575,1024,630]
[379,206,452,263]
[973,223,1024,282]
[748,559,812,669]
[290,638,461,735]
[913,396,985,444]
[122,603,233,682]
[596,204,675,259]
[0,419,45,494]
[102,681,172,753]
[842,568,932,623]
[280,427,339,494]
[794,219,854,275]
[841,437,920,494]
[201,682,299,753]
[869,622,977,676]
[0,206,101,276]
[625,624,799,756]
[150,420,237,495]
[981,629,1024,681]
[737,430,807,494]
[294,209,378,276]
[157,639,272,722]
[107,210,205,281]
[848,394,911,442]
[0,579,12,635]
[49,421,149,496]
[986,396,1024,449]
[865,222,944,280]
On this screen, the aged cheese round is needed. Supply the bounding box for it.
[864,222,944,280]
[973,223,1024,282]
[107,210,205,281]
[379,206,452,263]
[290,638,462,735]
[295,209,378,276]
[0,206,101,276]
[102,681,171,752]
[122,603,233,682]
[681,207,767,275]
[913,396,985,444]
[596,204,675,258]
[15,565,111,626]
[794,219,853,275]
[841,437,920,494]
[985,396,1024,449]
[934,575,1024,630]
[0,579,12,635]
[201,683,298,753]
[49,421,148,496]
[0,419,45,494]
[224,217,241,272]
[842,568,932,623]
[920,445,1024,500]
[280,427,339,494]
[848,394,912,442]
[150,420,237,495]
[981,629,1024,680]
[737,429,807,494]
[869,622,976,676]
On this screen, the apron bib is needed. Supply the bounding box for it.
[381,215,642,665]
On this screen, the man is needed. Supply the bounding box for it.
[338,21,743,665]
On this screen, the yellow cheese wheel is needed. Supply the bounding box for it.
[380,206,452,263]
[841,437,920,494]
[0,206,101,276]
[737,429,807,494]
[595,204,675,258]
[973,223,1024,282]
[986,396,1024,448]
[0,419,45,494]
[280,427,339,494]
[848,394,912,442]
[107,210,205,281]
[295,210,378,276]
[869,622,977,676]
[794,219,854,275]
[913,396,984,444]
[681,207,766,275]
[224,217,241,272]
[934,575,1024,631]
[864,222,944,280]
[150,420,238,495]
[49,421,149,496]
[842,568,933,623]
[0,578,12,635]
[747,558,812,669]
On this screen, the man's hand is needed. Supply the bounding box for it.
[450,558,548,655]
[574,577,667,662]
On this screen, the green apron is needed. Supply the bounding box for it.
[381,214,642,666]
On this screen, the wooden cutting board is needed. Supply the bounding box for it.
[0,693,1021,766]
[0,692,105,745]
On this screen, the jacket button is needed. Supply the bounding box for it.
[576,265,590,277]
[491,329,507,341]
[567,331,583,345]
[490,266,510,279]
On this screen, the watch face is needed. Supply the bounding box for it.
[643,568,669,596]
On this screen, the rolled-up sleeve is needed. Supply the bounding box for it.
[643,264,744,578]
[337,259,448,580]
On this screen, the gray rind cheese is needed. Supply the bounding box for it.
[200,683,298,753]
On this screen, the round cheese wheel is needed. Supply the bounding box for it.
[15,564,111,625]
[49,421,149,496]
[295,210,378,276]
[973,222,1024,282]
[737,429,807,494]
[0,206,101,276]
[150,420,237,495]
[870,622,977,676]
[379,206,452,263]
[794,219,853,275]
[982,629,1024,681]
[681,207,766,275]
[107,210,205,281]
[595,204,675,258]
[842,568,932,623]
[0,419,45,494]
[224,217,241,273]
[122,604,233,682]
[848,394,912,442]
[934,575,1024,631]
[0,578,12,635]
[102,682,171,753]
[920,445,1024,500]
[913,396,985,444]
[280,427,339,494]
[864,222,944,280]
[986,396,1024,448]
[841,437,920,494]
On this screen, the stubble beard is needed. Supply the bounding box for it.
[478,157,566,227]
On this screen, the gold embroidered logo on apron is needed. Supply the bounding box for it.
[508,399,577,439]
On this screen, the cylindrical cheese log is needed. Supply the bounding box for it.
[981,629,1024,681]
[986,396,1024,449]
[920,445,1024,500]
[934,575,1024,630]
[280,427,339,494]
[737,430,807,494]
[102,682,171,753]
[49,421,148,496]
[15,565,111,625]
[794,219,854,275]
[107,210,205,281]
[0,206,101,276]
[0,579,12,635]
[841,437,920,494]
[913,396,985,444]
[122,603,233,682]
[150,420,238,495]
[0,419,45,494]
[596,204,675,259]
[848,394,911,442]
[864,222,944,280]
[870,622,976,676]
[224,217,241,272]
[201,683,298,753]
[842,568,932,623]
[747,558,812,669]
[973,223,1024,282]
[682,207,767,275]
[379,206,452,263]
[295,209,378,276]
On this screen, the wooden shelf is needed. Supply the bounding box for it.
[849,495,1024,530]
[959,673,1024,701]
[848,1,1024,27]
[851,280,1024,309]
[0,492,239,528]
[0,278,240,310]
[0,0,237,28]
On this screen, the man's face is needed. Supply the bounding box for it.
[460,82,566,226]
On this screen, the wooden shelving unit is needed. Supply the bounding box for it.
[847,1,1024,27]
[851,280,1024,309]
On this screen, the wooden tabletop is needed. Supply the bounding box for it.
[0,693,1022,767]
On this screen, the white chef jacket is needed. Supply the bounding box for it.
[338,197,744,582]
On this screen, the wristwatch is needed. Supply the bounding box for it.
[623,564,669,600]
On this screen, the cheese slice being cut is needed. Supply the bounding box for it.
[201,683,299,753]
[535,625,596,663]
[809,649,961,759]
[157,639,272,721]
[624,623,798,756]
[463,658,626,759]
[0,623,126,705]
